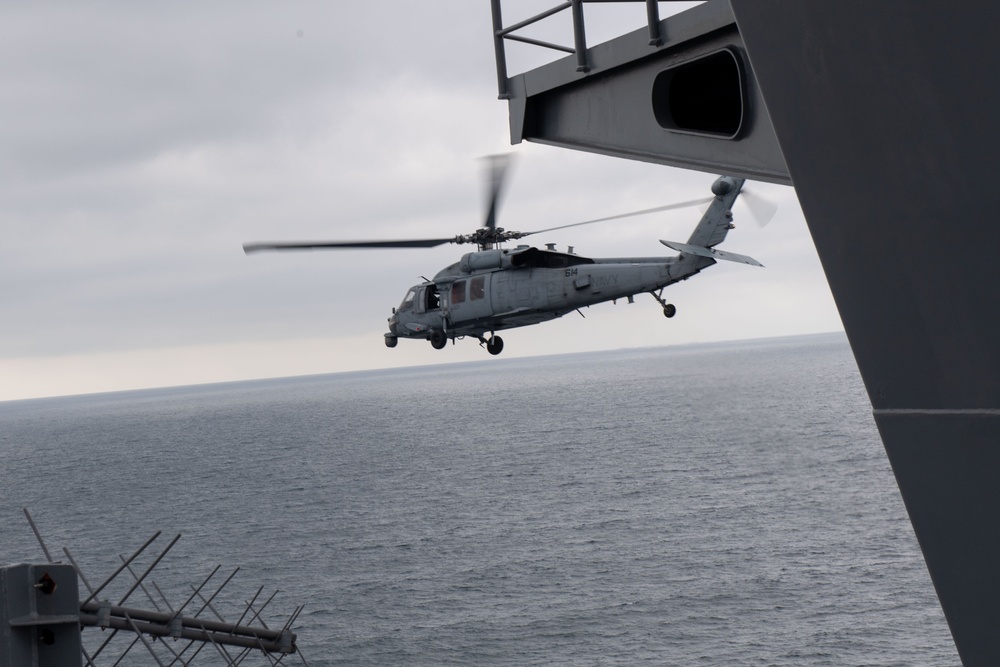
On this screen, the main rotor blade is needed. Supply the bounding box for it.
[243,238,454,254]
[482,153,513,232]
[524,197,715,236]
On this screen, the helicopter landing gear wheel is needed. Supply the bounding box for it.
[429,329,447,350]
[486,335,504,356]
[650,290,677,319]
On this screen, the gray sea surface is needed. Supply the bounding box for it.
[0,332,960,665]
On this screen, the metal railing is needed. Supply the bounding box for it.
[491,0,688,99]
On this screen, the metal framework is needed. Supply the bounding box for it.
[2,509,308,667]
[491,0,685,98]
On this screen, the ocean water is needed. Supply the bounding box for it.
[0,333,960,666]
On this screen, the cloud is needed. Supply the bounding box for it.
[0,2,840,401]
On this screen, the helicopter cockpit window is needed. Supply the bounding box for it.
[470,276,485,301]
[400,287,418,311]
[451,280,466,304]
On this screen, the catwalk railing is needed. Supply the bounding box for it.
[490,0,699,98]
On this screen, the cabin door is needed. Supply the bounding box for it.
[447,274,493,324]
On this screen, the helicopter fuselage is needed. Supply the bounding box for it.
[385,245,715,348]
[245,172,758,356]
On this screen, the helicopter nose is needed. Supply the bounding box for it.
[387,314,398,335]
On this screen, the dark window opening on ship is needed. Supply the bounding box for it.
[652,49,745,138]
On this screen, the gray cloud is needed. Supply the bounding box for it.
[0,2,838,398]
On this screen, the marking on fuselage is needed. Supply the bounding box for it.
[593,274,619,287]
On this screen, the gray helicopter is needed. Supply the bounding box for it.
[244,158,762,355]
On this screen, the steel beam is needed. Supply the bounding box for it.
[501,0,789,184]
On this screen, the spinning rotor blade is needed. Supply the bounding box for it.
[482,154,513,232]
[243,238,454,254]
[525,197,715,236]
[740,186,779,228]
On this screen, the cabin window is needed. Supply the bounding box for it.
[470,276,485,301]
[451,280,466,304]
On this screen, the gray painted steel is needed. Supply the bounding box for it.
[732,5,1000,664]
[501,1,789,184]
[496,1,1000,664]
[1,564,82,667]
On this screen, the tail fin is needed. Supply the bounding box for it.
[659,175,763,267]
[687,176,744,248]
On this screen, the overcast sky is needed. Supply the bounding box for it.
[0,2,842,402]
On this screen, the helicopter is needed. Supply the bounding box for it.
[244,157,763,355]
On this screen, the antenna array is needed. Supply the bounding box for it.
[1,509,310,667]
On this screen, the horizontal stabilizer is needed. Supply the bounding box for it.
[660,240,764,267]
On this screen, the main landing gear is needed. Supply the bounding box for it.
[479,334,504,356]
[429,328,447,349]
[650,289,677,318]
[427,329,503,355]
